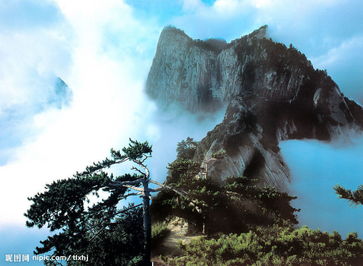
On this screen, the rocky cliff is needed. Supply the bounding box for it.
[146,26,363,191]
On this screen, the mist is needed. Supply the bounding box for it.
[280,136,363,237]
[146,105,226,182]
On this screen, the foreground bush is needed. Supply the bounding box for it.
[165,224,363,266]
[151,222,170,248]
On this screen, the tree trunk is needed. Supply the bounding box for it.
[142,180,151,265]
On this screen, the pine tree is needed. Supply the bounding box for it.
[334,185,363,205]
[25,139,157,265]
[176,137,198,159]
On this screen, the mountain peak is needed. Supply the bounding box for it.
[146,26,363,190]
[248,25,268,39]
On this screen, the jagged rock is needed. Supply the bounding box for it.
[146,26,363,191]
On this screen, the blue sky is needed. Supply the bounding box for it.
[0,0,363,263]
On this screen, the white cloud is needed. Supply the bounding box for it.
[0,0,160,225]
[310,35,363,102]
[250,0,271,8]
[0,27,70,115]
[312,35,363,68]
[176,0,362,50]
[213,0,250,13]
[182,0,205,11]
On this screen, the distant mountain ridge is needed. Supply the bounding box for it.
[146,25,363,191]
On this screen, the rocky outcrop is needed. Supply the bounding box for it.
[146,26,363,191]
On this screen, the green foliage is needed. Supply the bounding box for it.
[167,158,201,184]
[334,185,363,205]
[120,139,152,160]
[176,137,198,160]
[151,222,170,248]
[164,224,363,265]
[25,139,152,265]
[152,155,298,234]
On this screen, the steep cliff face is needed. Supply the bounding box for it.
[146,26,363,191]
[146,27,225,112]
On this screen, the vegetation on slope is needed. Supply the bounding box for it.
[164,224,363,266]
[151,137,363,265]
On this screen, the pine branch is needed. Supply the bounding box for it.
[334,185,363,205]
[132,158,150,179]
[108,178,143,188]
[149,179,203,211]
[149,179,187,197]
[131,166,147,177]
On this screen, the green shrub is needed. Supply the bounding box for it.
[165,224,363,265]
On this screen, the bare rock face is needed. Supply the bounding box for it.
[146,27,226,112]
[146,26,363,191]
